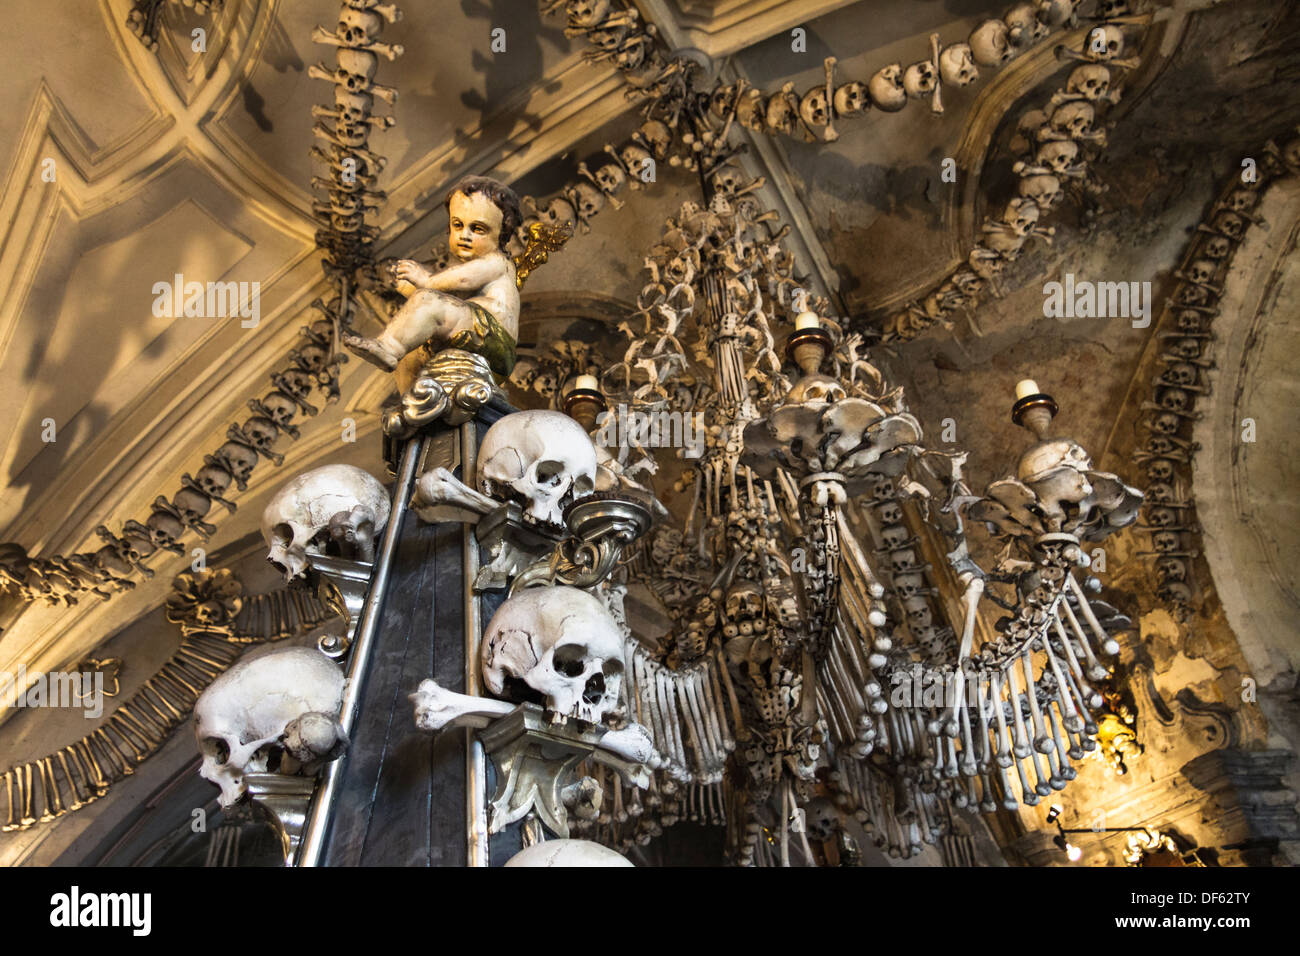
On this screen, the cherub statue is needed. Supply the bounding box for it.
[343,175,522,377]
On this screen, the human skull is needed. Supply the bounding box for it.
[637,119,671,158]
[1155,557,1187,582]
[881,524,911,549]
[1038,139,1080,174]
[708,84,734,118]
[868,64,907,112]
[1174,313,1206,334]
[734,88,766,130]
[478,409,597,528]
[1146,459,1174,484]
[1084,25,1125,61]
[481,585,624,724]
[1186,259,1217,286]
[1004,198,1041,235]
[336,48,379,92]
[568,181,606,221]
[1152,530,1180,553]
[1146,482,1176,503]
[1213,211,1245,239]
[903,60,937,98]
[834,81,869,116]
[195,463,234,500]
[876,501,903,526]
[1201,235,1231,259]
[893,572,926,600]
[334,89,373,125]
[146,510,185,551]
[1019,173,1063,209]
[593,162,626,197]
[968,249,1005,282]
[890,547,918,570]
[566,0,611,27]
[800,86,832,127]
[868,475,896,500]
[1037,0,1078,28]
[804,797,841,842]
[765,90,798,134]
[619,143,653,182]
[505,839,632,867]
[194,646,346,807]
[1157,579,1192,604]
[1151,412,1181,435]
[969,19,1013,66]
[541,196,577,232]
[1147,506,1178,527]
[785,373,846,405]
[1158,387,1191,413]
[1051,100,1095,139]
[710,164,744,195]
[1161,363,1199,387]
[1067,64,1111,101]
[338,8,383,45]
[213,441,258,489]
[1176,283,1209,307]
[1005,4,1049,47]
[939,44,979,86]
[904,596,932,631]
[242,416,280,453]
[172,488,213,525]
[262,464,391,580]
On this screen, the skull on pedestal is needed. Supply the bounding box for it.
[194,646,347,807]
[261,464,391,580]
[481,585,625,725]
[478,410,597,528]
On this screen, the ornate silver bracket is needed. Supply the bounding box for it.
[309,554,374,659]
[383,348,505,438]
[474,502,566,591]
[478,704,647,838]
[243,773,318,866]
[510,494,652,595]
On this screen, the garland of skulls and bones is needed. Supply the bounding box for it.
[1127,131,1300,618]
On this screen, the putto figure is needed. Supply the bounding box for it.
[344,175,522,376]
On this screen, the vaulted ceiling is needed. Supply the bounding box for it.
[1,0,1298,726]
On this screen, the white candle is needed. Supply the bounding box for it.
[574,374,599,392]
[795,312,820,330]
[1015,379,1040,400]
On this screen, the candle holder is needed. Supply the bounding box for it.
[562,382,607,432]
[1012,385,1059,439]
[785,324,833,376]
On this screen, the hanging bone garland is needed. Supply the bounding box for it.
[309,1,402,277]
[882,14,1155,343]
[1128,131,1300,616]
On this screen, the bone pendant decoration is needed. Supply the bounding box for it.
[481,584,625,724]
[262,464,391,580]
[478,410,597,528]
[194,646,347,808]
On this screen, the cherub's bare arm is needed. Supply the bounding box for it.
[414,254,510,293]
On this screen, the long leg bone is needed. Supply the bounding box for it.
[410,679,514,731]
[412,466,497,523]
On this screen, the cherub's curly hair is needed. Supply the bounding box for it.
[445,176,522,251]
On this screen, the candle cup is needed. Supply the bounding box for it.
[785,326,833,376]
[563,387,607,432]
